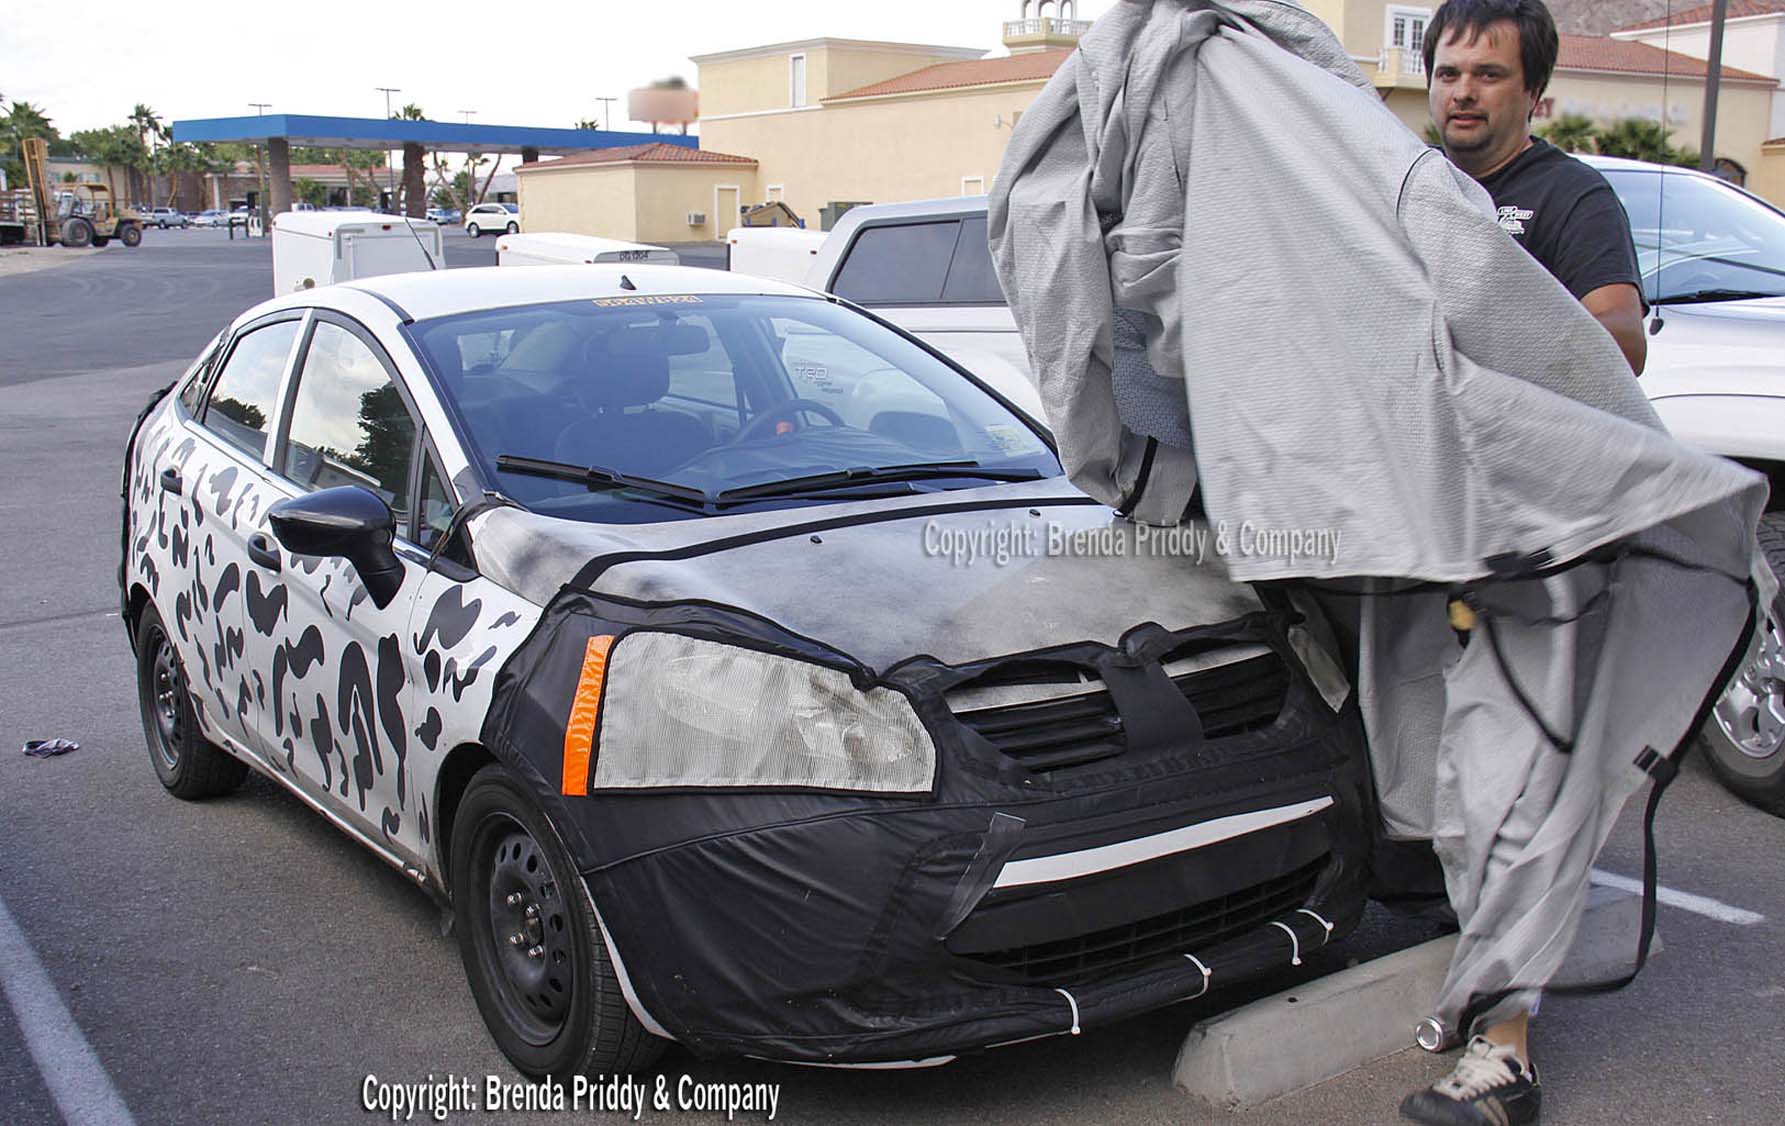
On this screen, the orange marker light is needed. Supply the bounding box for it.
[561,634,615,795]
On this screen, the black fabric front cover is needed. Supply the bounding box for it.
[479,590,1374,1061]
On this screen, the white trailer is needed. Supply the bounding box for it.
[496,232,679,267]
[271,211,443,294]
[726,226,828,286]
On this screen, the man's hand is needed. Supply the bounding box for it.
[1581,283,1647,376]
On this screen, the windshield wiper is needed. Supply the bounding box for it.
[715,460,1044,502]
[495,454,713,510]
[1652,288,1783,306]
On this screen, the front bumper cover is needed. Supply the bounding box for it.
[481,590,1374,1062]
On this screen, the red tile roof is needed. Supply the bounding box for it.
[517,143,755,171]
[827,49,1073,101]
[1558,33,1777,81]
[1618,1,1785,33]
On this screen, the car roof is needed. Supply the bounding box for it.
[338,263,820,322]
[1574,152,1721,182]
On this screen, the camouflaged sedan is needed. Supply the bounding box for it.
[120,264,1375,1076]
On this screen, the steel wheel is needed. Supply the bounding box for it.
[1712,613,1785,761]
[147,630,186,772]
[474,816,576,1046]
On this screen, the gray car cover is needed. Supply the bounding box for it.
[989,0,1769,1037]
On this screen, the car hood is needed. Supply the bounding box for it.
[471,477,1263,669]
[1646,295,1785,399]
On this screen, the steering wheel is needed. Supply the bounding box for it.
[734,398,847,443]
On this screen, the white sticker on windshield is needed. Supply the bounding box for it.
[984,423,1042,455]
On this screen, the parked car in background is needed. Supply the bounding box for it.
[464,202,519,237]
[121,263,1371,1078]
[190,209,228,228]
[145,207,189,229]
[427,206,462,225]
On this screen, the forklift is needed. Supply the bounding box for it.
[2,137,146,248]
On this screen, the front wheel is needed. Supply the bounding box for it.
[505,221,519,234]
[135,604,248,799]
[451,765,664,1078]
[120,223,142,247]
[1701,512,1785,816]
[61,218,93,247]
[467,223,481,238]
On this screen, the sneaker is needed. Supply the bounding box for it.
[1399,1036,1541,1125]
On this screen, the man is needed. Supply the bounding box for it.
[1428,0,1647,376]
[1396,4,1647,1123]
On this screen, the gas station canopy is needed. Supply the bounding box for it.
[170,113,697,156]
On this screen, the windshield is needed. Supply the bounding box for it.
[1601,168,1785,303]
[410,293,1059,523]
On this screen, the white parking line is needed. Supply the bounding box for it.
[1589,869,1766,926]
[0,895,135,1125]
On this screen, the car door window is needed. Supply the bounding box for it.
[940,216,1004,304]
[281,320,418,523]
[830,221,960,304]
[199,320,300,458]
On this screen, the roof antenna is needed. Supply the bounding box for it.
[619,274,637,291]
[1649,0,1674,337]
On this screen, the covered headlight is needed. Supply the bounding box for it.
[592,631,937,793]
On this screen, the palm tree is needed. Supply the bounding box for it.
[1593,117,1697,167]
[1538,113,1597,154]
[127,104,163,203]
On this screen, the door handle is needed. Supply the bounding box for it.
[159,468,182,495]
[246,533,282,572]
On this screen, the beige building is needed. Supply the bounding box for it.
[518,1,1784,241]
[516,142,759,243]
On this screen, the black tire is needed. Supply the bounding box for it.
[1701,512,1785,816]
[467,223,481,238]
[91,236,110,248]
[451,765,664,1078]
[119,223,143,247]
[505,221,519,234]
[61,218,93,248]
[135,605,249,800]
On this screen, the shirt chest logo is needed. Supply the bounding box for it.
[1496,205,1534,235]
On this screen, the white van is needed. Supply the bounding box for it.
[270,211,442,294]
[495,232,679,267]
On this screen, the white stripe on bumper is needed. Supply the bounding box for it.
[991,796,1336,889]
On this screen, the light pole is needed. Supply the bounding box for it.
[376,86,400,209]
[458,110,476,124]
[595,97,617,132]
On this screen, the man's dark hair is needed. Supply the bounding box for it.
[1423,0,1560,99]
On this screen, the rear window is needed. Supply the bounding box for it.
[831,217,1005,306]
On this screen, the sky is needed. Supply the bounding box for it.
[2,0,1113,138]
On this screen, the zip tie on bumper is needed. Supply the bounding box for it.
[1054,987,1081,1035]
[1270,920,1303,966]
[1296,907,1335,937]
[1184,954,1212,999]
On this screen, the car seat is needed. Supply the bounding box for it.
[552,340,712,477]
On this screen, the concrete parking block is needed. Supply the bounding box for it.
[1173,886,1662,1111]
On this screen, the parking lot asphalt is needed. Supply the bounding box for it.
[1,230,1781,1125]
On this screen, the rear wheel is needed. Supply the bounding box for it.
[505,221,519,234]
[135,605,248,799]
[1701,512,1785,816]
[467,223,481,238]
[451,765,664,1078]
[61,218,93,247]
[119,223,143,247]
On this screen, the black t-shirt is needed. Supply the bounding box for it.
[1477,137,1645,309]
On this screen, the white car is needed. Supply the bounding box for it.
[120,262,1375,1077]
[464,202,519,238]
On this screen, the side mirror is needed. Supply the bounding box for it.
[267,486,406,609]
